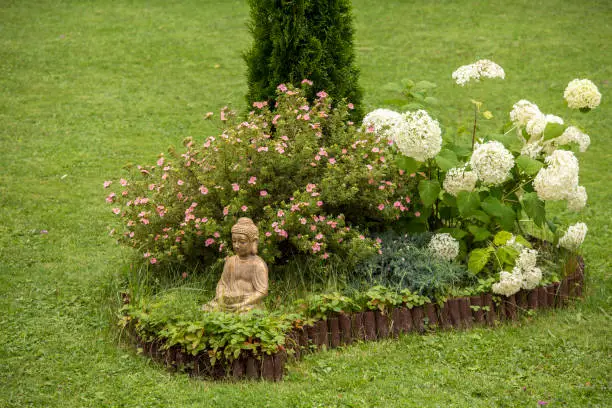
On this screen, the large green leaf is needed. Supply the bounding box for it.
[496,246,519,268]
[543,123,567,141]
[435,149,459,171]
[456,191,481,217]
[468,225,492,242]
[515,155,544,176]
[468,247,493,274]
[493,231,513,246]
[481,196,516,230]
[418,180,441,207]
[395,156,421,174]
[521,192,546,227]
[437,227,467,239]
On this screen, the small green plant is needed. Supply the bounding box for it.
[296,292,358,320]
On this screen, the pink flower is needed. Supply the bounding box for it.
[182,272,188,279]
[375,237,382,244]
[378,185,385,190]
[301,79,313,86]
[328,158,336,164]
[252,101,267,109]
[103,180,112,188]
[105,193,116,203]
[341,149,348,154]
[399,169,405,175]
[143,252,151,258]
[112,208,121,215]
[394,201,401,208]
[241,205,248,212]
[314,155,321,161]
[366,165,373,171]
[177,180,184,186]
[205,238,215,247]
[300,218,307,224]
[315,233,323,240]
[232,183,240,191]
[366,126,375,133]
[150,258,157,264]
[303,114,310,121]
[359,235,365,240]
[277,210,285,217]
[311,242,321,253]
[316,91,328,98]
[213,231,220,238]
[120,178,128,186]
[379,156,386,163]
[223,206,229,216]
[122,191,128,196]
[306,183,316,193]
[310,225,317,231]
[415,211,421,217]
[317,201,323,207]
[281,135,289,141]
[347,103,354,110]
[378,204,385,211]
[140,218,149,225]
[260,190,268,197]
[372,147,380,153]
[321,253,329,259]
[248,176,257,185]
[277,84,288,92]
[199,185,208,195]
[157,157,164,166]
[257,146,268,152]
[405,196,411,203]
[272,114,281,124]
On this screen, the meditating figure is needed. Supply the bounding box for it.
[203,217,268,313]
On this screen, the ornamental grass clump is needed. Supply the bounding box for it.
[106,85,422,273]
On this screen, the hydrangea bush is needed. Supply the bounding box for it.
[362,60,598,297]
[106,83,422,271]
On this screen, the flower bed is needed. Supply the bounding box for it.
[128,257,583,381]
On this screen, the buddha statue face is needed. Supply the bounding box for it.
[232,232,252,258]
[230,217,259,258]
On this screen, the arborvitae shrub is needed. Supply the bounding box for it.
[244,0,363,120]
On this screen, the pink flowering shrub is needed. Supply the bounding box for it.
[105,84,421,270]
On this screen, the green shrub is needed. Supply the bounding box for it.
[244,0,363,120]
[352,232,474,299]
[105,86,421,275]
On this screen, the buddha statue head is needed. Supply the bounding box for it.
[230,217,259,258]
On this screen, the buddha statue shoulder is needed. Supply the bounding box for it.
[203,218,268,313]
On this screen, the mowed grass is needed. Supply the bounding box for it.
[1,0,610,407]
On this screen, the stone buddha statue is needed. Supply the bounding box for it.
[203,217,268,313]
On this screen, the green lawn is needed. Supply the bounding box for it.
[1,0,610,406]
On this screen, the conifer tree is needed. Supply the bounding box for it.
[244,0,363,119]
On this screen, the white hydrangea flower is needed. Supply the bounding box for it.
[492,268,522,297]
[564,79,602,110]
[394,110,442,161]
[516,248,538,272]
[510,100,541,128]
[525,113,564,139]
[428,233,459,261]
[545,114,564,125]
[469,141,515,185]
[566,186,587,212]
[521,267,542,290]
[521,141,543,158]
[452,59,505,86]
[555,126,591,152]
[443,166,478,196]
[533,150,580,201]
[362,109,403,140]
[558,222,588,251]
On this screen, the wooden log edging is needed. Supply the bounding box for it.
[135,260,584,381]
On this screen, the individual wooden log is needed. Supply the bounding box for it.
[515,290,528,312]
[447,298,462,328]
[411,306,424,333]
[245,356,259,379]
[363,311,377,340]
[374,310,390,338]
[438,302,453,330]
[261,354,275,381]
[391,307,402,337]
[316,320,328,348]
[400,306,413,333]
[537,286,548,309]
[329,317,341,348]
[232,357,245,379]
[338,313,352,345]
[559,278,570,306]
[527,289,538,310]
[459,297,472,328]
[482,293,497,326]
[504,294,518,320]
[470,296,484,324]
[352,312,366,340]
[273,352,285,381]
[425,303,438,328]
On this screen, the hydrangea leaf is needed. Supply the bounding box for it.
[543,123,567,141]
[493,231,514,246]
[481,197,516,230]
[468,225,492,242]
[516,155,544,176]
[468,247,493,274]
[521,192,546,227]
[395,156,420,173]
[437,227,467,239]
[418,180,441,207]
[435,149,459,171]
[456,191,481,217]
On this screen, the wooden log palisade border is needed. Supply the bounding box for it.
[133,258,584,381]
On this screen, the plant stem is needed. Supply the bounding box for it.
[472,104,478,149]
